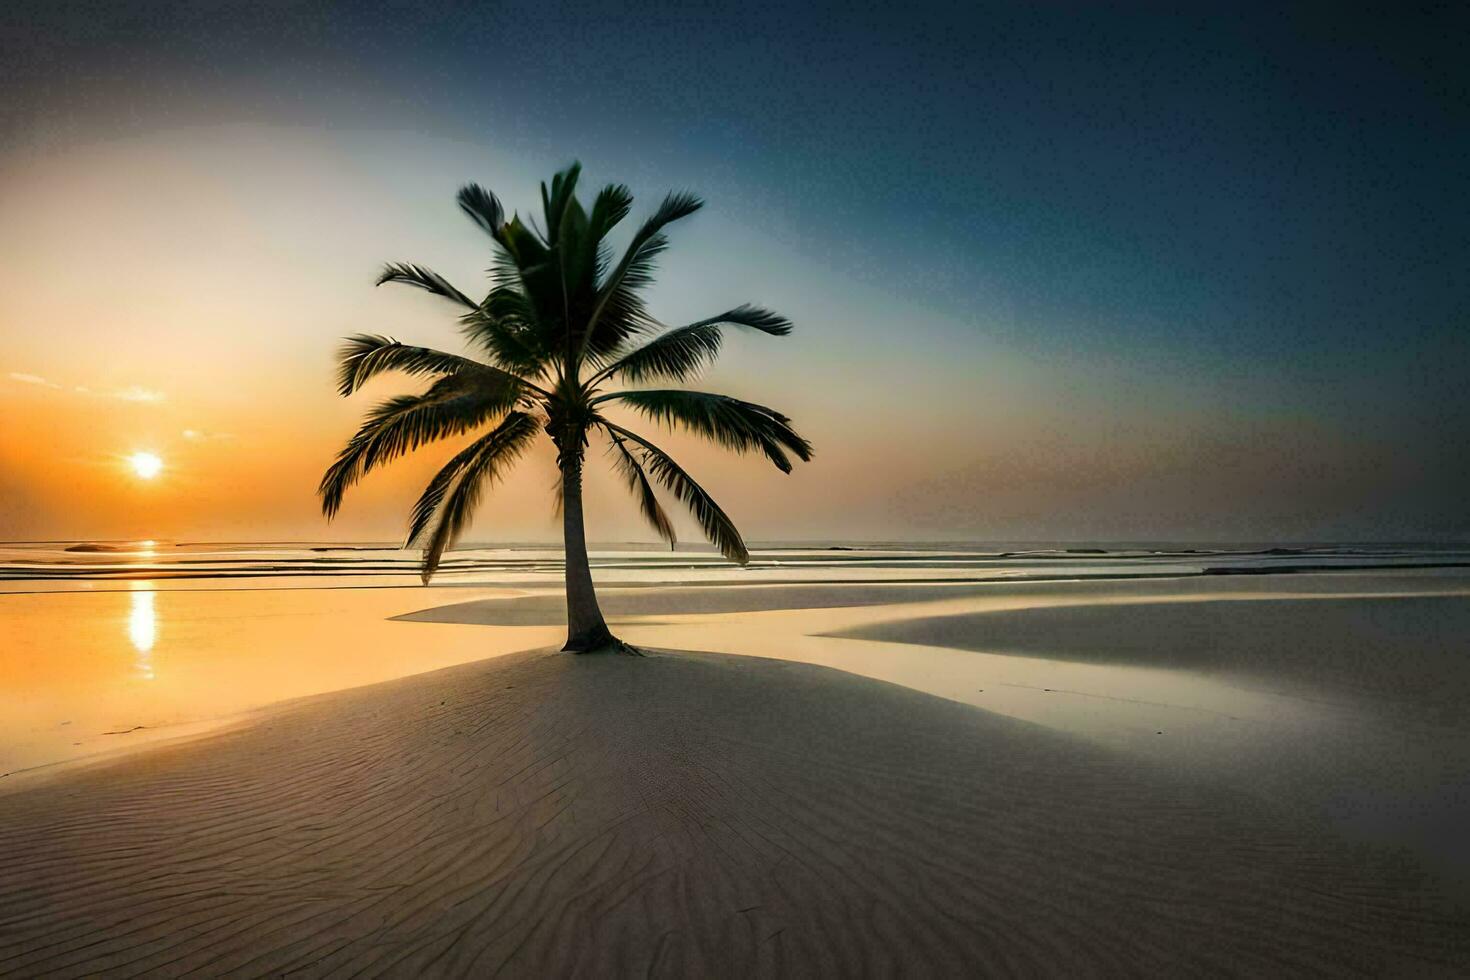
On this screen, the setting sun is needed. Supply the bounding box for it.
[128,452,163,480]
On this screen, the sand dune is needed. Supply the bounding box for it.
[2,648,1466,977]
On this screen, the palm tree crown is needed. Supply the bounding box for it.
[319,163,811,648]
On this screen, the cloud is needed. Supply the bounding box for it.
[6,376,165,405]
[182,428,233,441]
[8,372,61,389]
[111,386,165,403]
[8,370,164,403]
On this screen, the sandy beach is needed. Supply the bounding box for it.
[2,648,1467,976]
[2,548,1470,975]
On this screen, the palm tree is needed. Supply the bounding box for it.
[319,163,813,653]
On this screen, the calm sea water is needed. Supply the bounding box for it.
[2,540,1467,593]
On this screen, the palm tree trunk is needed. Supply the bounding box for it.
[560,452,615,652]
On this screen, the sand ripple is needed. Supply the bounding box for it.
[1,651,1466,976]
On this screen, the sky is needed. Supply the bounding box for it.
[1,1,1466,544]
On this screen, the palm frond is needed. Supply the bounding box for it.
[416,411,541,582]
[404,410,535,546]
[598,389,813,473]
[601,422,747,563]
[375,263,477,310]
[598,321,723,385]
[319,376,511,518]
[582,184,633,298]
[336,335,501,397]
[556,197,596,300]
[460,288,553,378]
[492,214,562,345]
[618,192,703,285]
[705,304,792,336]
[586,184,633,252]
[581,191,705,360]
[456,183,505,239]
[597,305,794,385]
[541,163,583,246]
[604,428,676,546]
[497,214,552,271]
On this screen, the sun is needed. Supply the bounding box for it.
[128,452,164,480]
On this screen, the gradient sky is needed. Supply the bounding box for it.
[1,1,1466,544]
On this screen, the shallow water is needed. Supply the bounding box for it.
[0,584,556,776]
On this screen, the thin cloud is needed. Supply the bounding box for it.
[7,371,166,403]
[8,372,61,389]
[111,386,165,404]
[182,428,233,441]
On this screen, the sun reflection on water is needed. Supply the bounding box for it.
[128,589,157,679]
